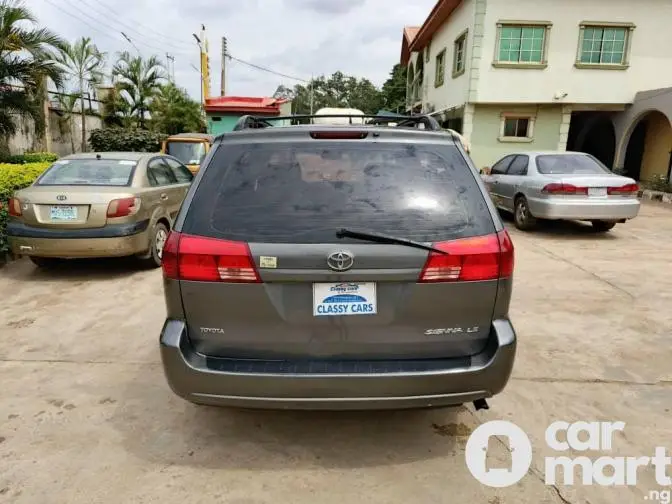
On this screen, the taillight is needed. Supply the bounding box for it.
[8,197,22,217]
[161,232,260,283]
[607,183,639,195]
[107,197,140,218]
[161,231,180,279]
[309,131,368,139]
[542,183,588,195]
[419,230,514,283]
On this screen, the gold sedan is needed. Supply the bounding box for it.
[6,152,194,268]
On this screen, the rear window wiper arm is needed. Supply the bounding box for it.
[336,228,448,255]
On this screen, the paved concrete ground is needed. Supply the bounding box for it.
[1,203,671,504]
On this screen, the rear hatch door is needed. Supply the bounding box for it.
[178,135,502,360]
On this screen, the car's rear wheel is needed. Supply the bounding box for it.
[591,220,616,232]
[141,222,169,268]
[29,256,62,269]
[514,196,537,231]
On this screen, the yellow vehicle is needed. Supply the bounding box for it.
[161,133,214,174]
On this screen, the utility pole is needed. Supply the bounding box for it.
[166,53,175,82]
[220,37,227,96]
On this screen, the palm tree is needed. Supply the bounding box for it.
[112,51,165,128]
[56,92,78,154]
[0,0,64,139]
[53,37,105,152]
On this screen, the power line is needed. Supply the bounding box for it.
[86,0,195,51]
[226,54,309,83]
[58,0,192,55]
[39,0,126,43]
[76,0,195,53]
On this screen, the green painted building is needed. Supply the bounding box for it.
[205,96,292,135]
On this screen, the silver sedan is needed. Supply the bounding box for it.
[482,151,640,232]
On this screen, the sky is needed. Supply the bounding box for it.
[29,0,436,101]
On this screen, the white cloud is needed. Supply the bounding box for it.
[29,0,434,100]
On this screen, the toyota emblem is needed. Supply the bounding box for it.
[56,195,67,201]
[327,251,354,272]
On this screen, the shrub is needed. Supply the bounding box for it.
[1,152,59,164]
[0,162,51,257]
[641,174,672,194]
[89,128,167,153]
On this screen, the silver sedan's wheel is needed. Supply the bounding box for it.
[514,196,537,231]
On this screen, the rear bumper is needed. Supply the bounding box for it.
[7,220,150,258]
[159,318,517,410]
[527,197,640,221]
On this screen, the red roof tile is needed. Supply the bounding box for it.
[205,96,289,114]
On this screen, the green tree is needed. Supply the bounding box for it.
[0,0,63,139]
[100,84,132,128]
[112,51,166,128]
[380,64,407,113]
[287,71,383,116]
[149,82,204,135]
[55,91,78,154]
[53,36,105,152]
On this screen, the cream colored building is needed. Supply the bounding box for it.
[401,0,672,181]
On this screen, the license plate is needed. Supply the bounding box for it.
[50,205,77,220]
[313,282,377,316]
[588,187,607,197]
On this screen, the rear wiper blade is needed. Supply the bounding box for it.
[336,228,448,255]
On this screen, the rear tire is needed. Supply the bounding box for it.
[591,220,616,232]
[141,222,169,268]
[29,257,61,269]
[514,196,537,231]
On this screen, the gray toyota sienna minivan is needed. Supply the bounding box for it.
[159,114,516,410]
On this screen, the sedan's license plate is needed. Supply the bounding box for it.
[313,282,377,316]
[588,187,607,197]
[50,205,77,220]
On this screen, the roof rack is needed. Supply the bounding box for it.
[232,113,443,132]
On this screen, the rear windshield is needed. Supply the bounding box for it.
[37,159,136,186]
[182,141,495,243]
[536,154,611,175]
[166,141,207,165]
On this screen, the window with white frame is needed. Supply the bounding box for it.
[494,22,551,67]
[499,115,535,142]
[453,30,467,77]
[577,23,634,67]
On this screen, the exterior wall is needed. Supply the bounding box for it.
[476,0,672,104]
[612,88,672,170]
[7,111,101,156]
[469,104,564,168]
[207,114,240,135]
[422,0,475,112]
[639,113,672,181]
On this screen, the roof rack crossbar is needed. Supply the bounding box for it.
[232,113,443,131]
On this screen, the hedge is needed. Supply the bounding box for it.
[89,128,167,153]
[0,162,51,257]
[1,152,59,164]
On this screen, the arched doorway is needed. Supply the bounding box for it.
[623,111,672,182]
[566,112,616,168]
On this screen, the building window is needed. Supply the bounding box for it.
[435,49,446,87]
[499,115,535,143]
[576,22,635,69]
[493,21,551,68]
[453,30,468,78]
[425,39,431,62]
